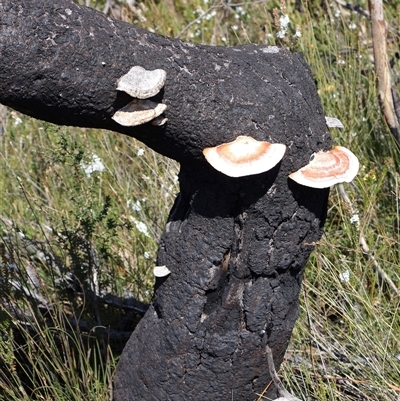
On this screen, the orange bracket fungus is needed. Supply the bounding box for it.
[289,146,359,188]
[203,135,287,178]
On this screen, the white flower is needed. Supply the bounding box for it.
[137,148,145,157]
[127,199,142,212]
[350,214,359,224]
[294,29,302,38]
[14,117,22,126]
[277,15,290,39]
[334,9,340,18]
[81,154,105,176]
[348,22,357,30]
[130,217,150,237]
[279,15,290,29]
[339,270,350,283]
[144,251,150,259]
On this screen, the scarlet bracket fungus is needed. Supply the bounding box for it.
[112,99,167,127]
[116,66,167,99]
[153,265,171,278]
[289,146,359,188]
[203,135,287,178]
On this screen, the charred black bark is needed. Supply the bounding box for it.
[0,1,331,400]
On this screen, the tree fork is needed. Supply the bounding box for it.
[1,1,331,399]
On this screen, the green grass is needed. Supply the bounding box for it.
[1,0,399,399]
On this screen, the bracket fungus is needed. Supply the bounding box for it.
[153,265,171,278]
[289,146,359,188]
[112,99,167,127]
[203,135,287,178]
[325,116,344,129]
[116,66,167,99]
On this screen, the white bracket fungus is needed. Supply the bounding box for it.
[113,66,168,127]
[112,99,167,127]
[325,116,344,129]
[153,265,171,278]
[203,135,286,178]
[116,66,167,99]
[289,146,359,188]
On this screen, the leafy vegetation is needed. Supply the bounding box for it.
[1,0,399,399]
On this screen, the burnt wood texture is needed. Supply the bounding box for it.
[0,1,331,400]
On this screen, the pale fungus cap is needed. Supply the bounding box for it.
[203,135,287,178]
[112,99,167,127]
[325,116,344,129]
[153,265,171,278]
[289,146,359,188]
[116,66,167,99]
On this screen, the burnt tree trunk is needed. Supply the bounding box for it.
[0,1,331,399]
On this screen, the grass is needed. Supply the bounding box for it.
[1,0,399,400]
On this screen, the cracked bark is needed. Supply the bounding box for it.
[0,0,331,399]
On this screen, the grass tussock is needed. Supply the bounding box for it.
[1,0,399,400]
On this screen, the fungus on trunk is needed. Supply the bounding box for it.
[289,146,359,188]
[203,135,287,177]
[112,99,167,127]
[116,66,167,99]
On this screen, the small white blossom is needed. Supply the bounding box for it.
[81,154,105,176]
[14,117,22,126]
[294,29,302,38]
[339,270,350,283]
[205,11,216,20]
[350,214,359,224]
[127,199,142,212]
[277,15,290,39]
[144,251,150,259]
[334,9,341,18]
[130,217,150,237]
[137,148,145,157]
[348,22,357,30]
[280,15,290,29]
